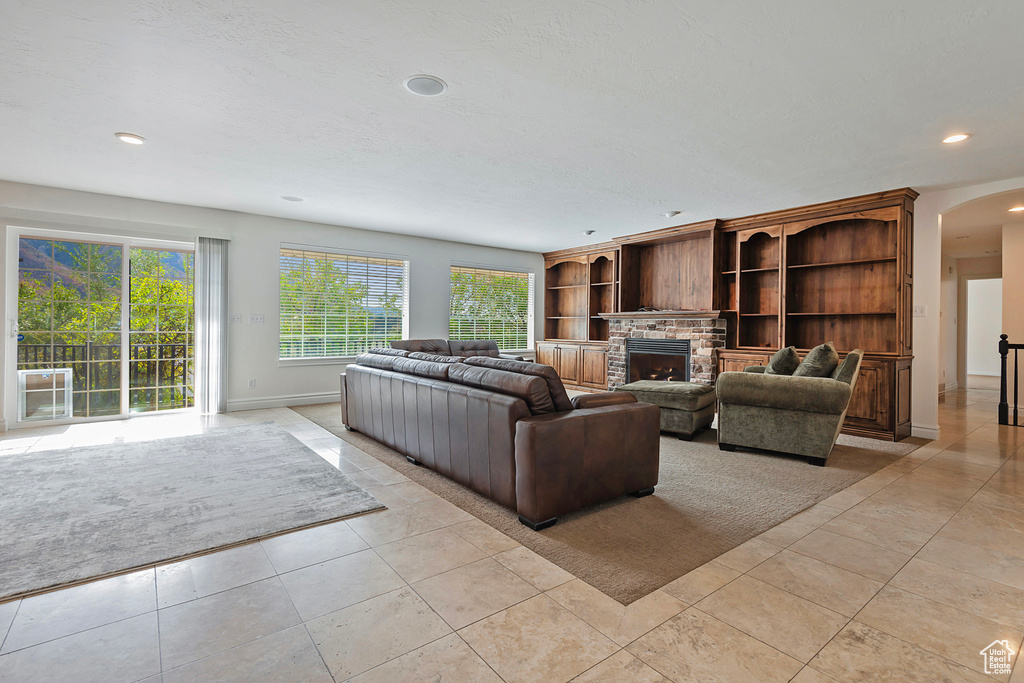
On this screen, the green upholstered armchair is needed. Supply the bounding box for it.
[715,350,863,465]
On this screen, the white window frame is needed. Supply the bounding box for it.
[448,262,535,353]
[278,243,410,366]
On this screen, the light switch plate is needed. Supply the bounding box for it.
[913,305,927,317]
[249,313,265,324]
[230,314,241,324]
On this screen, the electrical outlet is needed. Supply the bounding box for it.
[230,314,241,324]
[249,313,265,324]
[247,378,256,389]
[913,305,927,317]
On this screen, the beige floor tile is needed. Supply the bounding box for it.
[1,569,156,653]
[412,558,538,630]
[260,520,368,573]
[756,518,818,547]
[856,585,1022,676]
[459,594,618,683]
[375,528,487,583]
[362,484,413,508]
[695,575,847,662]
[810,621,991,683]
[975,485,1024,515]
[938,502,1024,560]
[820,506,934,554]
[791,504,845,527]
[0,600,20,647]
[386,480,440,503]
[820,487,869,512]
[278,549,405,621]
[747,549,883,617]
[449,519,520,555]
[661,560,740,605]
[891,558,1024,631]
[626,608,802,683]
[0,612,159,683]
[362,465,411,486]
[916,456,1001,478]
[546,579,686,646]
[162,625,332,683]
[305,587,451,680]
[790,666,840,682]
[789,529,911,582]
[848,496,956,534]
[156,543,276,608]
[715,538,782,572]
[870,478,972,512]
[411,496,475,525]
[572,650,669,682]
[347,633,502,683]
[917,535,1024,591]
[345,505,450,547]
[930,448,1012,470]
[335,447,384,470]
[494,547,574,590]
[158,576,301,670]
[343,469,389,490]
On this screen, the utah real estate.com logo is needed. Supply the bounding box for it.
[980,640,1015,676]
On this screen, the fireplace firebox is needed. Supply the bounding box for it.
[625,338,691,383]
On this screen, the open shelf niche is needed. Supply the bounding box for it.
[737,227,781,349]
[544,258,587,341]
[588,251,618,342]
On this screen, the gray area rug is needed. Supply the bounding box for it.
[294,402,920,605]
[0,422,382,602]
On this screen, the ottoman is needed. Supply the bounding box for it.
[612,381,716,440]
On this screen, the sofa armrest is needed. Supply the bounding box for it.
[717,371,851,415]
[339,372,350,426]
[513,402,660,524]
[570,392,636,410]
[498,353,526,361]
[744,366,767,373]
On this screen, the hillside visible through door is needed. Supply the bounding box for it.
[17,237,194,421]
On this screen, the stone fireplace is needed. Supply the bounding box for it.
[604,313,726,389]
[625,338,691,383]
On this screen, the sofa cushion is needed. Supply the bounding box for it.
[390,357,453,380]
[356,353,399,371]
[449,339,501,357]
[793,342,839,377]
[390,339,451,355]
[463,356,573,412]
[448,364,555,415]
[612,380,716,411]
[764,346,800,375]
[832,349,863,385]
[408,352,464,364]
[367,347,410,358]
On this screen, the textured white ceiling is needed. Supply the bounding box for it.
[941,189,1024,259]
[2,1,1023,251]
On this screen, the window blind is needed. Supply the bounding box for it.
[449,266,534,350]
[280,248,408,358]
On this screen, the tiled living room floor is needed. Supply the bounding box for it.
[0,384,1022,682]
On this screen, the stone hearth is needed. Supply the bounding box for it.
[606,314,726,389]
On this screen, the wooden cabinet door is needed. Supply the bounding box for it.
[717,351,771,375]
[580,347,608,388]
[536,342,557,368]
[557,345,581,384]
[844,358,894,434]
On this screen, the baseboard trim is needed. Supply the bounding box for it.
[945,381,958,391]
[911,424,940,440]
[227,391,340,412]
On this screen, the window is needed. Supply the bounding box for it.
[449,265,534,351]
[280,247,408,359]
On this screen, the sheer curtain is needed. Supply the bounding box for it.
[195,237,229,414]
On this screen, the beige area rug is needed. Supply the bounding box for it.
[0,422,383,603]
[294,403,919,604]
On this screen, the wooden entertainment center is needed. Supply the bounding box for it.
[539,188,917,441]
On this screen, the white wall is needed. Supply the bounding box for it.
[1003,224,1024,385]
[0,181,545,420]
[965,278,1002,375]
[915,174,1024,440]
[939,254,957,391]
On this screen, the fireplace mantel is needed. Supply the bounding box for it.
[600,310,720,320]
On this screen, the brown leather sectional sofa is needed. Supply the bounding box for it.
[389,338,526,361]
[340,350,660,530]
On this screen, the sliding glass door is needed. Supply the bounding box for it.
[15,235,194,422]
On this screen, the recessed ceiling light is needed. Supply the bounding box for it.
[663,211,681,218]
[404,75,447,97]
[942,133,970,144]
[281,196,304,202]
[114,132,146,145]
[1009,206,1024,212]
